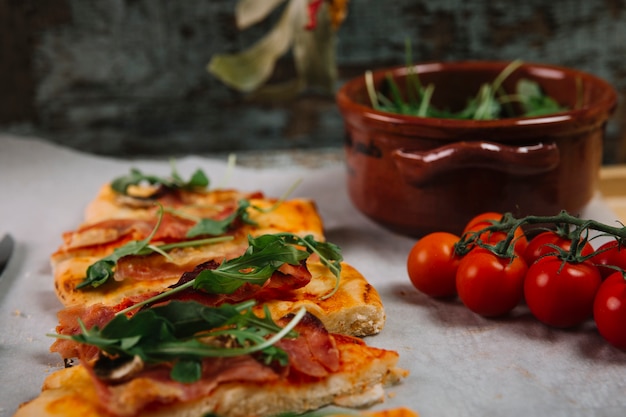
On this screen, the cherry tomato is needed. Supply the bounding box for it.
[523,230,594,266]
[593,272,626,350]
[524,255,601,328]
[463,212,505,232]
[590,240,626,279]
[407,232,461,298]
[463,212,528,256]
[456,249,527,317]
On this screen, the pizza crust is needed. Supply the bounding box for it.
[260,262,385,337]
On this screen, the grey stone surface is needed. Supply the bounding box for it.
[2,0,626,162]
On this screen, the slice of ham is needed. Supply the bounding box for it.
[59,218,154,252]
[277,311,340,378]
[51,260,314,361]
[50,295,157,361]
[81,311,339,417]
[57,199,248,255]
[145,259,313,306]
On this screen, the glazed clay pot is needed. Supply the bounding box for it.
[336,61,618,238]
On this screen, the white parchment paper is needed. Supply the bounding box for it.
[1,135,625,417]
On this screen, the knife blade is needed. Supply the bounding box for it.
[0,234,15,277]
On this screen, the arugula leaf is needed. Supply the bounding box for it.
[76,211,164,289]
[281,234,343,280]
[183,178,303,238]
[52,300,305,384]
[111,161,209,196]
[185,199,258,238]
[76,206,233,290]
[516,78,567,117]
[368,46,569,120]
[194,234,310,294]
[116,233,344,315]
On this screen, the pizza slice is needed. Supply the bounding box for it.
[16,301,408,417]
[51,233,385,366]
[50,166,385,338]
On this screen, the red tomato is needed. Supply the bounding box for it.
[456,249,527,317]
[524,255,602,328]
[590,240,626,279]
[593,272,626,350]
[523,231,594,266]
[407,232,461,298]
[463,212,505,232]
[463,212,528,256]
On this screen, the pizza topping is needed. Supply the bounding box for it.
[51,300,345,417]
[130,258,313,312]
[117,233,343,315]
[52,258,315,362]
[276,312,340,378]
[61,218,155,250]
[171,199,258,238]
[51,300,306,384]
[114,251,211,282]
[110,164,209,197]
[51,302,120,360]
[76,206,234,289]
[93,354,145,383]
[173,179,302,238]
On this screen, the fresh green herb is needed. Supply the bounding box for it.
[169,199,258,238]
[170,179,304,238]
[276,233,343,290]
[111,160,209,196]
[193,234,311,294]
[79,179,312,290]
[50,300,306,384]
[367,41,569,120]
[76,206,233,289]
[515,78,566,117]
[116,233,343,316]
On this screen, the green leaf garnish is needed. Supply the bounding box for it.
[184,199,258,238]
[116,233,343,316]
[516,78,567,116]
[76,205,234,289]
[171,359,202,383]
[50,300,305,384]
[367,41,569,120]
[77,235,233,290]
[194,234,310,294]
[169,179,303,238]
[111,160,209,196]
[191,232,343,294]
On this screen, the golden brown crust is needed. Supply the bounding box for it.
[259,262,385,337]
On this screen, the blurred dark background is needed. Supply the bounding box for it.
[2,0,626,163]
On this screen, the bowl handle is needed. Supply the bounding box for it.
[392,141,560,186]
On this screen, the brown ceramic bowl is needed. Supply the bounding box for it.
[336,61,618,238]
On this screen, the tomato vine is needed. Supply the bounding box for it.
[406,210,626,350]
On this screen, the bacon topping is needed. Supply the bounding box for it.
[80,311,340,417]
[150,259,313,307]
[277,312,340,379]
[51,259,314,361]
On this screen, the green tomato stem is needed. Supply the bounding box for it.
[456,210,625,261]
